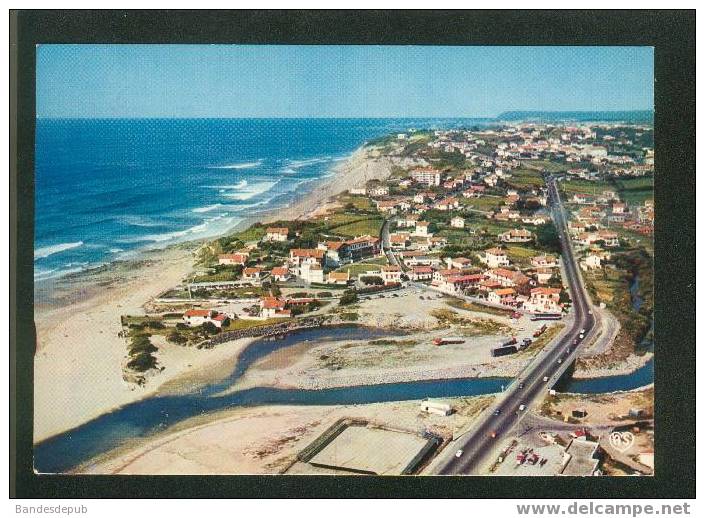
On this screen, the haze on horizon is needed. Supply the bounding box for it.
[37,45,654,119]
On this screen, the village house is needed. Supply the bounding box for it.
[402,254,443,268]
[380,265,402,285]
[218,252,249,266]
[611,202,628,215]
[448,257,473,270]
[439,273,484,294]
[414,221,431,237]
[396,214,420,228]
[375,200,399,215]
[299,263,324,284]
[271,266,290,282]
[486,268,531,289]
[572,193,595,204]
[289,248,326,267]
[499,228,534,243]
[182,309,231,328]
[409,266,433,282]
[389,232,411,250]
[487,287,517,306]
[531,255,559,269]
[450,216,465,228]
[263,227,289,242]
[433,268,462,284]
[327,271,350,285]
[535,267,555,284]
[243,267,266,284]
[524,287,562,313]
[597,230,620,247]
[434,197,460,211]
[259,297,291,319]
[367,185,389,197]
[522,215,548,226]
[479,247,510,268]
[427,236,448,250]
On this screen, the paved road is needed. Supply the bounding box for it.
[434,176,596,475]
[380,218,401,267]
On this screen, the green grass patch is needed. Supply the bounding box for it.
[445,298,514,316]
[331,218,384,237]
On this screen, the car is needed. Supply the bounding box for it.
[518,382,525,389]
[518,404,526,411]
[489,431,498,438]
[580,328,586,334]
[557,358,562,364]
[493,408,501,415]
[455,449,464,458]
[588,310,593,315]
[543,376,549,382]
[573,339,579,345]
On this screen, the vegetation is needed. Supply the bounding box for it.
[339,289,359,306]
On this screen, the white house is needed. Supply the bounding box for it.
[479,247,510,268]
[264,227,288,242]
[414,221,431,237]
[381,265,402,285]
[451,216,465,228]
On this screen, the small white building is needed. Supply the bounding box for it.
[451,216,465,228]
[420,399,452,416]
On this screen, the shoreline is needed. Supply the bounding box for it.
[33,142,395,443]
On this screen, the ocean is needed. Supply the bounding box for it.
[34,118,489,282]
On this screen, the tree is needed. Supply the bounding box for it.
[339,290,359,306]
[127,351,158,372]
[201,321,220,335]
[167,331,187,345]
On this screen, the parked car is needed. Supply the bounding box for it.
[455,449,464,458]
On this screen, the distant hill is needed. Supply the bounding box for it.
[496,110,654,124]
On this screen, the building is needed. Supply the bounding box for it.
[531,255,559,269]
[448,257,472,270]
[264,227,289,242]
[260,297,291,319]
[440,273,484,294]
[271,266,290,282]
[380,265,402,285]
[218,252,249,266]
[597,231,620,247]
[182,309,230,328]
[414,221,431,237]
[525,287,562,313]
[243,267,265,283]
[487,288,517,306]
[486,268,531,288]
[321,235,381,266]
[435,197,459,211]
[535,267,554,284]
[450,216,465,228]
[290,248,326,267]
[300,263,324,284]
[499,228,534,243]
[409,266,434,281]
[410,168,442,187]
[389,232,411,250]
[327,271,351,285]
[560,438,601,477]
[367,185,389,197]
[396,214,420,228]
[479,247,510,268]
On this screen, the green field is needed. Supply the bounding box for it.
[559,179,613,195]
[505,168,546,189]
[505,245,539,265]
[335,262,385,276]
[614,177,654,205]
[523,160,568,173]
[332,218,384,237]
[460,195,502,211]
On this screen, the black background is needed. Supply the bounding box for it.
[10,9,695,499]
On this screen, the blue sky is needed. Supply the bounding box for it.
[36,45,654,118]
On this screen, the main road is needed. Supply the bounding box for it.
[434,175,596,475]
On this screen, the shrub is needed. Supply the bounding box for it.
[167,331,187,345]
[339,290,359,306]
[360,275,384,286]
[126,351,158,372]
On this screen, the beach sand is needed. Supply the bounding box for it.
[81,395,494,475]
[33,144,396,443]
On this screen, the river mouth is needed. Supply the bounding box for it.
[33,324,653,474]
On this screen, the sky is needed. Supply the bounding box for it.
[36,45,654,118]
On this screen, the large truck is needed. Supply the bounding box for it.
[533,324,548,338]
[491,345,518,357]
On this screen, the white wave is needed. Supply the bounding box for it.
[107,248,124,254]
[34,241,84,260]
[192,203,223,213]
[205,180,249,190]
[208,160,263,170]
[286,156,332,168]
[221,180,277,201]
[119,215,163,228]
[34,265,87,281]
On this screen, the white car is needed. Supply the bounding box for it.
[543,376,549,382]
[455,449,464,458]
[519,404,526,411]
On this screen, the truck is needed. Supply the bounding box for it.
[521,338,533,348]
[533,325,548,338]
[433,336,465,346]
[500,337,517,347]
[491,345,518,357]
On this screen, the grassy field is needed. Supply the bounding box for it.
[338,194,374,211]
[523,160,567,173]
[505,245,538,266]
[233,226,267,242]
[332,218,384,237]
[460,195,502,211]
[505,168,546,189]
[559,179,613,195]
[335,262,384,276]
[614,177,654,205]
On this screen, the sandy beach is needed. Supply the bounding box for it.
[80,395,495,475]
[33,143,396,443]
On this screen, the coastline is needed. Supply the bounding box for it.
[33,142,395,443]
